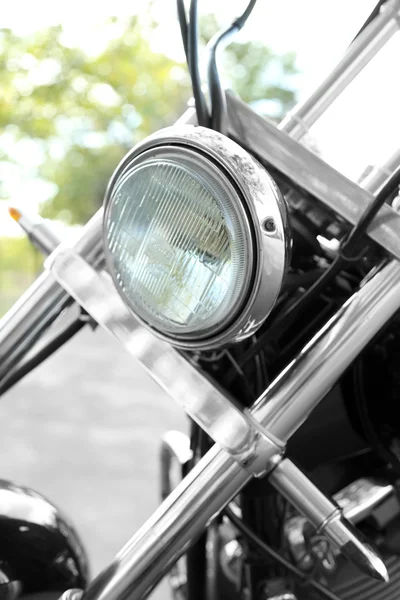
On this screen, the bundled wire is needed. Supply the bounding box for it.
[177,0,258,132]
[238,164,400,369]
[177,0,189,60]
[207,0,257,132]
[177,0,209,126]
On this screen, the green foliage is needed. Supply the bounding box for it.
[0,236,41,273]
[0,15,298,226]
[0,237,42,315]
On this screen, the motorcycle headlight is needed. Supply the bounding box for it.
[103,125,290,349]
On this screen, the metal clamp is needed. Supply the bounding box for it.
[46,247,284,477]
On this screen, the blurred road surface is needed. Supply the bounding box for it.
[0,327,188,600]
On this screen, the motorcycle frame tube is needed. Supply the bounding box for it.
[0,211,104,382]
[280,0,400,139]
[79,256,400,600]
[0,273,73,379]
[226,92,400,261]
[358,147,400,192]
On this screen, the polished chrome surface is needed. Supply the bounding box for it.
[0,479,89,592]
[269,458,338,526]
[280,0,400,139]
[103,125,289,349]
[85,445,248,600]
[335,478,394,523]
[29,221,62,256]
[285,477,395,569]
[61,590,85,600]
[0,565,21,600]
[226,92,400,261]
[266,595,297,600]
[251,259,400,441]
[0,210,104,385]
[13,208,62,256]
[47,248,284,475]
[47,246,400,598]
[161,431,192,469]
[358,148,400,193]
[269,459,388,582]
[321,514,389,582]
[160,431,192,501]
[57,208,105,266]
[0,272,73,380]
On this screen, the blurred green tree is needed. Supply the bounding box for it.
[0,15,298,225]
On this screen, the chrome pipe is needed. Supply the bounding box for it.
[358,147,400,192]
[0,210,104,381]
[85,446,248,600]
[269,459,388,582]
[0,273,72,379]
[81,256,400,600]
[285,476,395,567]
[280,0,400,139]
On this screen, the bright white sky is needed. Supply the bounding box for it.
[2,0,399,236]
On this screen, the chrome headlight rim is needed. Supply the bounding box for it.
[103,125,290,350]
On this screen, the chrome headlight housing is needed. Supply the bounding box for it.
[103,125,290,349]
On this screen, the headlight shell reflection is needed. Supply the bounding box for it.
[103,125,290,349]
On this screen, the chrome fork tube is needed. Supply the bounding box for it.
[0,273,73,379]
[81,257,400,600]
[280,0,400,139]
[0,210,104,380]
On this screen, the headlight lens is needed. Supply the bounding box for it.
[105,147,253,338]
[104,125,290,349]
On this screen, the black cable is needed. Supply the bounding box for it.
[238,165,400,370]
[177,0,189,61]
[237,258,344,370]
[188,0,209,127]
[207,0,258,132]
[340,164,400,257]
[350,1,388,45]
[224,507,342,600]
[0,317,86,397]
